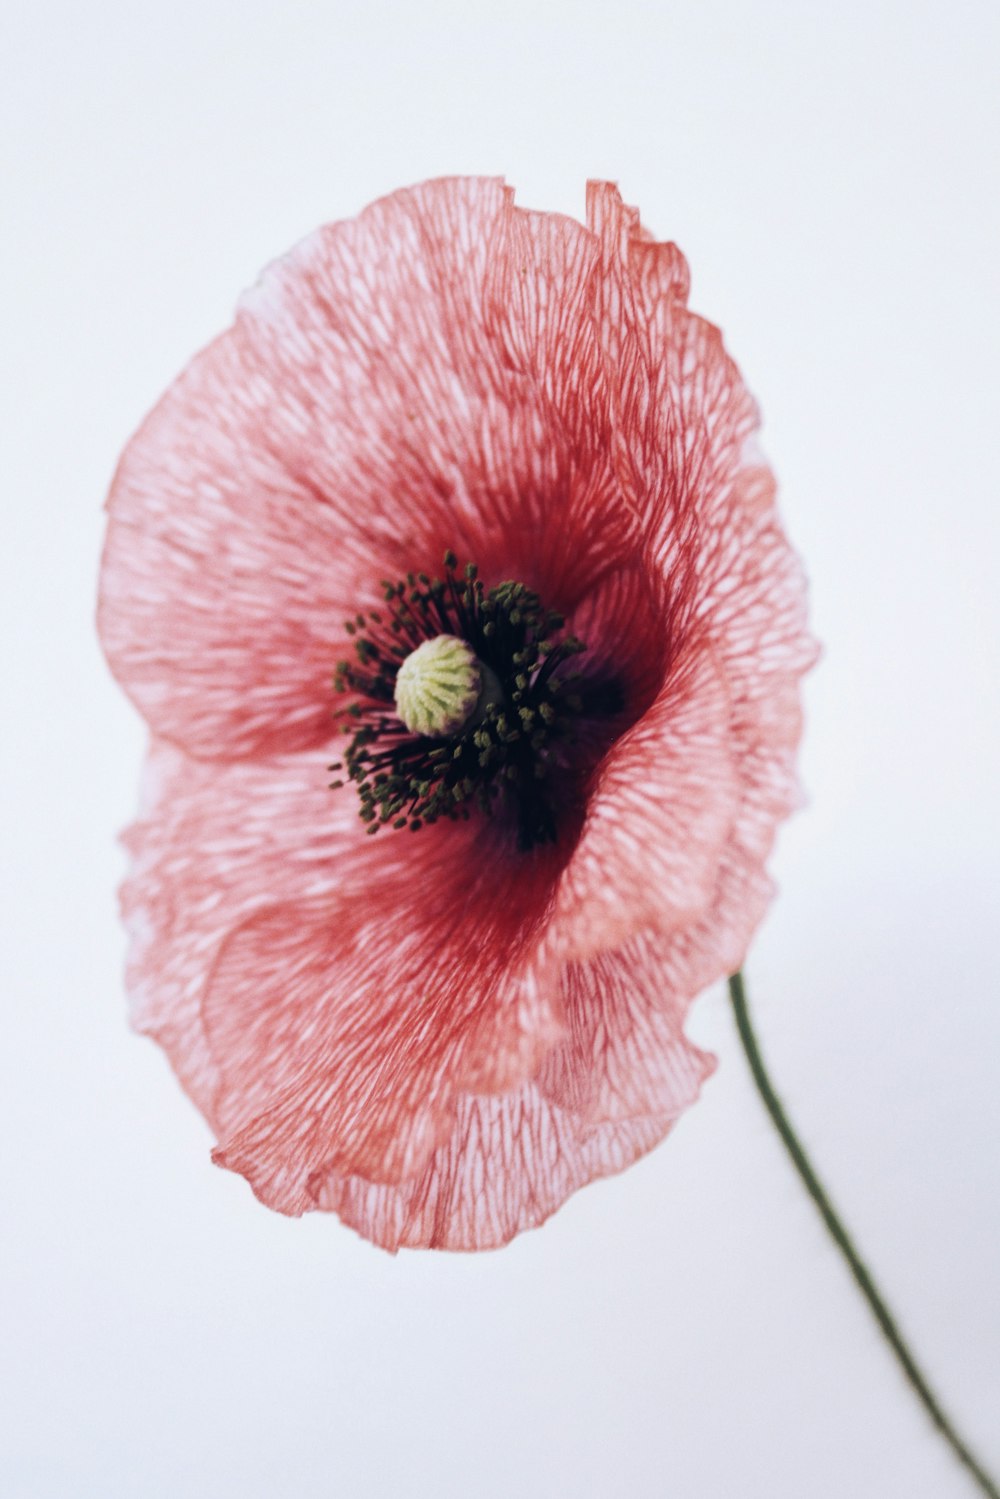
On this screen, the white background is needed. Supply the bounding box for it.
[3,2,998,1496]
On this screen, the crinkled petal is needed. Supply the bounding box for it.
[586,181,757,555]
[99,178,639,760]
[205,828,565,1211]
[298,931,712,1251]
[552,641,739,961]
[120,739,374,1124]
[585,181,817,918]
[98,330,375,760]
[121,741,567,1206]
[537,931,715,1125]
[690,465,819,861]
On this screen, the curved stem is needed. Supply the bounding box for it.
[728,970,998,1499]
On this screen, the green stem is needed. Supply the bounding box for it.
[728,970,998,1499]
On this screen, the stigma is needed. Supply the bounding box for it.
[394,634,500,738]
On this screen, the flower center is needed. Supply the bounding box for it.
[330,552,587,849]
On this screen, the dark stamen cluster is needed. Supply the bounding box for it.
[330,551,586,848]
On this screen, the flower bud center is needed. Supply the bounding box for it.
[394,634,487,738]
[332,553,591,847]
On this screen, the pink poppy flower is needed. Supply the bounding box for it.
[99,178,815,1251]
